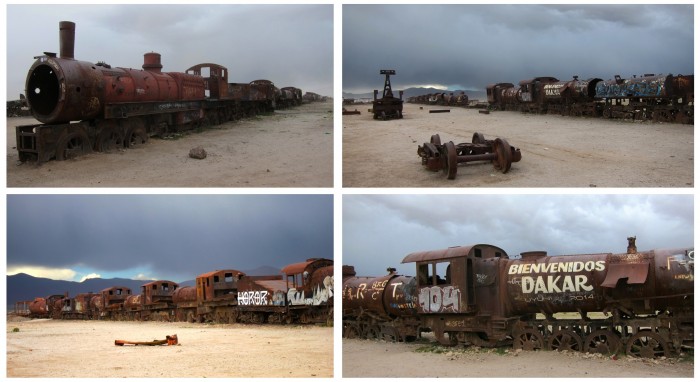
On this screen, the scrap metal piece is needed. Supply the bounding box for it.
[115,334,178,346]
[429,110,450,113]
[342,108,361,115]
[417,132,522,179]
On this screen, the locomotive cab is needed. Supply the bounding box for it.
[402,244,510,346]
[402,244,508,316]
[282,258,334,306]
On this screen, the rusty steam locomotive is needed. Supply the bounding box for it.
[21,258,333,325]
[486,74,693,124]
[342,237,693,359]
[16,21,306,162]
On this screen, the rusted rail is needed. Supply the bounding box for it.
[429,110,450,113]
[115,334,178,346]
[342,108,361,115]
[417,132,522,179]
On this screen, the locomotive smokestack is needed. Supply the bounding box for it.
[143,52,163,73]
[627,236,637,254]
[59,21,75,60]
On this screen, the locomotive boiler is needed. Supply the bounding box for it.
[342,238,693,358]
[342,266,419,341]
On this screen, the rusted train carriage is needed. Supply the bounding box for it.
[123,280,179,321]
[19,258,334,326]
[27,294,65,319]
[16,21,302,163]
[60,292,98,319]
[487,73,693,124]
[343,238,693,359]
[97,286,133,320]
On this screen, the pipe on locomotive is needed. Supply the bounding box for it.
[59,20,75,60]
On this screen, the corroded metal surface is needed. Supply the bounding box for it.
[115,334,178,346]
[417,132,522,179]
[18,257,333,326]
[17,21,305,163]
[487,72,693,123]
[343,237,693,358]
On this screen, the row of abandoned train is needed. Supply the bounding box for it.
[17,21,324,163]
[21,258,333,325]
[407,73,693,124]
[342,237,694,359]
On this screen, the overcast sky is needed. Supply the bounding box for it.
[6,4,333,100]
[343,194,694,276]
[7,195,333,283]
[343,4,694,94]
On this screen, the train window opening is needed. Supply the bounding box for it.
[225,274,233,283]
[474,248,482,258]
[495,252,502,258]
[201,67,210,78]
[417,264,429,285]
[435,262,449,285]
[214,276,220,283]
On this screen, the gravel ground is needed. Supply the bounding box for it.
[343,103,693,187]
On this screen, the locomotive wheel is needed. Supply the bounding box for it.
[626,331,670,359]
[56,131,90,161]
[344,325,360,339]
[444,141,458,180]
[548,330,582,352]
[430,134,441,146]
[364,325,380,340]
[124,125,149,148]
[96,127,124,153]
[584,330,622,355]
[492,138,513,174]
[472,132,485,144]
[513,329,544,351]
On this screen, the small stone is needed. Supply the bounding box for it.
[189,146,207,159]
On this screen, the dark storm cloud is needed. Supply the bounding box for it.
[6,4,333,99]
[343,195,694,276]
[343,4,693,93]
[7,195,334,281]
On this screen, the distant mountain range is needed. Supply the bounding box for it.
[343,87,486,102]
[7,265,281,307]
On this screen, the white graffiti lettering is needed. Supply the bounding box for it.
[237,290,269,306]
[508,260,605,275]
[521,275,593,294]
[288,275,333,306]
[418,286,461,313]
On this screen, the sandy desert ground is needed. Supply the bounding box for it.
[6,316,333,378]
[343,338,693,378]
[342,103,693,187]
[7,101,333,187]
